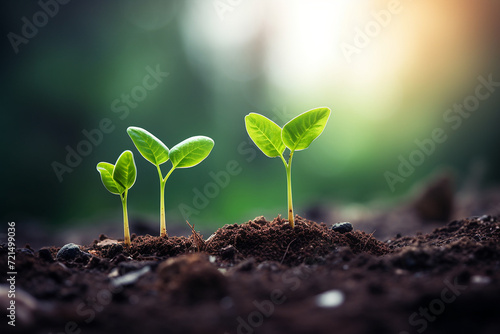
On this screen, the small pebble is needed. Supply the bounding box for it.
[315,289,345,308]
[56,243,83,261]
[111,266,150,287]
[471,275,491,284]
[108,268,120,278]
[220,245,236,260]
[331,222,353,233]
[19,248,34,256]
[395,269,407,275]
[478,215,492,222]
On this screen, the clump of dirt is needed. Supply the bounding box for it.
[383,216,500,272]
[88,234,197,260]
[128,235,194,259]
[84,216,388,266]
[205,215,389,266]
[389,215,500,250]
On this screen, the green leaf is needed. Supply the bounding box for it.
[245,113,285,158]
[127,126,169,166]
[96,162,125,195]
[282,107,331,152]
[112,150,137,189]
[169,136,214,168]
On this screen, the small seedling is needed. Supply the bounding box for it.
[245,107,331,228]
[127,126,214,237]
[96,150,137,246]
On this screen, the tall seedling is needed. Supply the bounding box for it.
[127,127,214,237]
[96,150,137,246]
[245,107,331,228]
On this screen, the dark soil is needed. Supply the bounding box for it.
[2,214,500,334]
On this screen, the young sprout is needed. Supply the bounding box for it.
[96,150,137,246]
[127,126,214,237]
[245,107,331,228]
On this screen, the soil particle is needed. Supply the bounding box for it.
[331,222,353,233]
[56,243,84,261]
[111,266,151,287]
[220,244,236,260]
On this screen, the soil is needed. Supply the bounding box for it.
[2,212,500,334]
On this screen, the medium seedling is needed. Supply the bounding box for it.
[127,126,214,237]
[96,150,137,246]
[245,107,331,228]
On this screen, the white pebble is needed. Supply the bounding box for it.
[315,289,345,308]
[471,275,491,284]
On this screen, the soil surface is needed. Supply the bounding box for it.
[2,213,500,334]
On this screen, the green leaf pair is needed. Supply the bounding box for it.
[127,127,215,169]
[245,107,331,228]
[245,107,330,157]
[127,126,214,237]
[96,151,137,246]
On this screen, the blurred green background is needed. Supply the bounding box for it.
[1,0,499,232]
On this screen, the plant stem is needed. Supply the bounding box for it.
[121,190,131,247]
[158,165,176,238]
[159,179,167,237]
[157,165,167,237]
[282,152,295,228]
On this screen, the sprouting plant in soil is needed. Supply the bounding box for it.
[96,150,137,246]
[127,126,214,237]
[245,107,331,228]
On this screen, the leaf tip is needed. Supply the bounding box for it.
[126,126,139,135]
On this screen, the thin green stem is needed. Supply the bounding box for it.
[287,152,294,227]
[157,165,176,238]
[163,166,176,183]
[156,165,167,237]
[156,164,164,182]
[279,154,288,167]
[281,152,295,228]
[159,179,167,237]
[121,190,131,247]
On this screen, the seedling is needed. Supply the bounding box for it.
[127,126,214,237]
[96,150,137,246]
[245,107,331,228]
